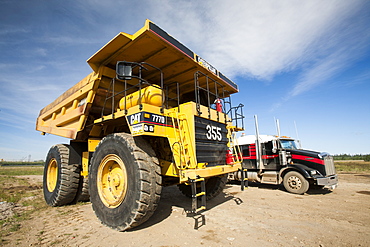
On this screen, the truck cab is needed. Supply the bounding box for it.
[231,134,338,194]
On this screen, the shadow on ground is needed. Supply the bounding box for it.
[128,185,243,231]
[229,180,333,195]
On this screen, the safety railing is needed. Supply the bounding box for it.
[100,62,164,120]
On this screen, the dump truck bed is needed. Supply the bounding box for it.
[36,20,239,140]
[87,20,238,93]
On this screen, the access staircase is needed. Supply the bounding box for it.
[228,128,248,190]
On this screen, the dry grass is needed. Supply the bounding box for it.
[335,161,370,172]
[0,167,46,244]
[0,166,43,176]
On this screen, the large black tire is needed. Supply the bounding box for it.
[89,133,162,231]
[283,171,309,194]
[178,174,227,200]
[43,144,80,206]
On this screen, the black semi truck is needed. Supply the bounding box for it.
[229,117,338,194]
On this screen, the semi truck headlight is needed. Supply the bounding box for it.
[310,170,317,175]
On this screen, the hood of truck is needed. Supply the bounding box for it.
[289,149,326,170]
[87,19,238,97]
[289,149,335,176]
[289,149,322,158]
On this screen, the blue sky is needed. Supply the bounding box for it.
[0,0,369,161]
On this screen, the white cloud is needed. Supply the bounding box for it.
[0,74,71,122]
[150,0,367,81]
[286,4,370,99]
[40,36,102,46]
[0,27,29,36]
[289,51,346,98]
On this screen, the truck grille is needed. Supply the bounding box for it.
[324,156,336,176]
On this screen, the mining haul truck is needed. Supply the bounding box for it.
[36,20,245,231]
[229,117,338,194]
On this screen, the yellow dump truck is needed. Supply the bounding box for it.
[36,20,246,231]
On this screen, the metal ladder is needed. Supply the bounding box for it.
[228,128,248,190]
[168,110,207,214]
[168,111,194,169]
[188,177,206,214]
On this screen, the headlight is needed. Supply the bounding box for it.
[310,170,317,175]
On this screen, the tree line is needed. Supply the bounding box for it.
[333,154,370,161]
[0,161,44,166]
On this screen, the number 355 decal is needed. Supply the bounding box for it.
[206,125,222,141]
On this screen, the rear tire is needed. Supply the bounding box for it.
[43,144,80,206]
[89,133,162,231]
[178,174,227,200]
[283,171,309,194]
[74,176,90,202]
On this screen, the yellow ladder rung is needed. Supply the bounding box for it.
[194,178,205,183]
[195,206,206,213]
[196,192,206,197]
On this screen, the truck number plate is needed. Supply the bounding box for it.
[206,125,222,141]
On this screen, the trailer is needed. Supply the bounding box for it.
[36,20,245,231]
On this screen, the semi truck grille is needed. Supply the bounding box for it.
[324,156,336,176]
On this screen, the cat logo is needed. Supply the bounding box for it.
[130,113,142,125]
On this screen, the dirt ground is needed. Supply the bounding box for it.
[2,173,370,247]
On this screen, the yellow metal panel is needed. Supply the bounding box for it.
[87,33,133,73]
[88,139,101,152]
[36,73,99,139]
[179,162,242,183]
[160,160,179,177]
[81,152,89,177]
[164,104,197,170]
[38,72,97,116]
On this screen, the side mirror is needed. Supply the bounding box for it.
[272,140,277,153]
[116,61,132,80]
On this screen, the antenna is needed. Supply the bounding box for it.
[294,121,302,149]
[254,115,264,172]
[275,118,281,137]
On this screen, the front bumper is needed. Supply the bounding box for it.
[316,174,338,188]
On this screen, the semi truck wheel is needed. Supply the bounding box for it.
[43,144,80,206]
[178,174,227,200]
[89,133,162,231]
[283,171,309,194]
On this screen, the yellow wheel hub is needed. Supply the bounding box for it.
[97,154,128,208]
[46,158,58,192]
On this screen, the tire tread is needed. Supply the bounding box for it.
[43,144,80,206]
[90,133,162,231]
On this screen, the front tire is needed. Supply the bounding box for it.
[283,171,309,194]
[89,133,162,231]
[43,144,80,206]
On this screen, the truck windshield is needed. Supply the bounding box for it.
[280,140,298,150]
